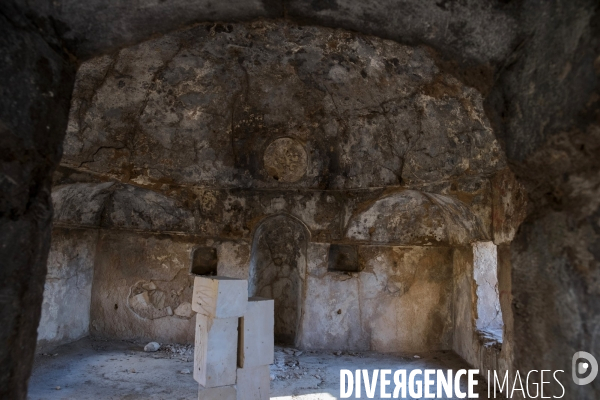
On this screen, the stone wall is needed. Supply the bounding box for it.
[37,228,98,352]
[41,226,457,352]
[39,20,510,354]
[301,245,454,352]
[88,230,197,343]
[473,242,503,336]
[61,21,505,193]
[452,242,513,384]
[40,225,457,352]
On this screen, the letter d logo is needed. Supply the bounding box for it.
[572,351,598,385]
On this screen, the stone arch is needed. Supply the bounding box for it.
[248,214,309,346]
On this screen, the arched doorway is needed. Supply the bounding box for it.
[248,215,308,346]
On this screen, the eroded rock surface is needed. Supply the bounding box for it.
[62,21,505,190]
[43,21,513,356]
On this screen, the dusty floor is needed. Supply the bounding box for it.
[29,338,497,399]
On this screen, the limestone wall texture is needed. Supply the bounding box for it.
[37,228,98,352]
[452,243,513,385]
[90,231,197,344]
[473,242,503,335]
[40,21,513,353]
[301,244,454,352]
[3,1,598,399]
[61,21,505,192]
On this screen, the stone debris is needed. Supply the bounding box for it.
[156,343,194,362]
[144,342,160,352]
[174,302,193,318]
[270,348,315,382]
[180,368,191,374]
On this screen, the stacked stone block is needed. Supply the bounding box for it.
[192,276,274,400]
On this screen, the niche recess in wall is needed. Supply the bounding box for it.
[190,246,218,276]
[249,215,308,345]
[473,242,503,343]
[328,244,361,273]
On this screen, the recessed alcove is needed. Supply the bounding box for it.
[190,246,218,276]
[327,244,361,273]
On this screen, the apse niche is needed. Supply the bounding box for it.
[40,19,525,381]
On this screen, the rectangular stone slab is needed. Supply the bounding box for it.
[236,365,270,400]
[198,385,237,400]
[194,314,238,387]
[238,297,274,368]
[192,276,248,318]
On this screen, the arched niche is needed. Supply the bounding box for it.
[248,214,308,346]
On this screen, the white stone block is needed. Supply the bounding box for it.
[238,297,274,368]
[198,385,237,400]
[192,276,248,318]
[236,366,270,400]
[194,314,238,387]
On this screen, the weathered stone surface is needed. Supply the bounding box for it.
[345,190,488,245]
[190,246,218,276]
[358,246,454,352]
[263,138,308,183]
[452,243,513,383]
[52,179,495,246]
[37,228,98,352]
[491,168,527,245]
[300,243,366,350]
[49,180,360,241]
[0,4,75,398]
[174,302,194,318]
[511,208,600,398]
[496,244,514,380]
[249,215,308,345]
[194,314,238,388]
[62,21,505,191]
[191,276,248,318]
[52,182,194,232]
[473,242,503,335]
[286,1,516,66]
[238,297,274,368]
[198,385,237,400]
[107,184,195,232]
[487,3,600,396]
[327,244,360,272]
[89,231,196,343]
[452,246,476,366]
[236,365,270,400]
[216,241,251,279]
[21,0,517,65]
[52,182,114,227]
[301,244,453,351]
